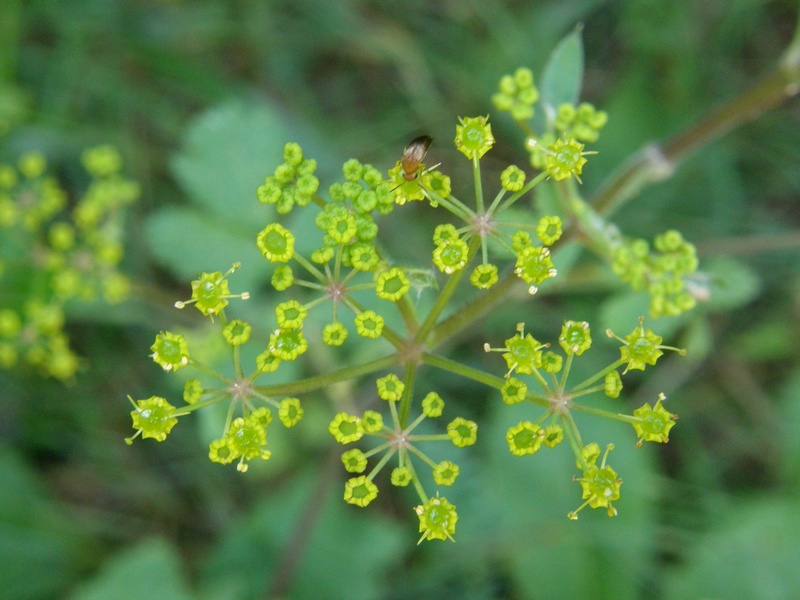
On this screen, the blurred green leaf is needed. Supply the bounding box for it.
[145,206,263,290]
[702,257,762,313]
[777,370,800,483]
[171,102,292,225]
[71,538,195,600]
[198,468,406,600]
[663,497,800,600]
[149,101,330,286]
[678,315,714,363]
[539,26,584,120]
[599,290,685,337]
[0,445,86,600]
[729,318,798,362]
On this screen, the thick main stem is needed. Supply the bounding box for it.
[590,32,800,217]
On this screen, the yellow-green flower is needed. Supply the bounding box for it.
[150,331,189,372]
[343,476,378,507]
[631,393,676,445]
[454,115,495,160]
[432,461,460,486]
[376,373,404,402]
[415,494,458,543]
[447,417,478,447]
[257,223,295,262]
[506,421,544,456]
[278,397,304,428]
[341,449,368,473]
[128,396,178,443]
[329,413,364,444]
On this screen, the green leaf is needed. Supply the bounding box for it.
[171,101,297,225]
[702,256,762,312]
[145,206,264,291]
[72,538,195,600]
[599,290,686,337]
[170,99,337,225]
[539,26,585,121]
[663,497,800,600]
[0,445,88,600]
[148,100,328,285]
[432,403,657,600]
[199,468,406,600]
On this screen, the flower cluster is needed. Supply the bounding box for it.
[128,265,305,472]
[491,67,539,121]
[553,102,608,144]
[568,443,622,520]
[329,376,475,543]
[486,318,681,519]
[492,68,606,182]
[254,144,423,348]
[126,60,693,543]
[612,230,700,317]
[386,114,567,294]
[256,142,320,214]
[0,146,139,380]
[493,65,701,318]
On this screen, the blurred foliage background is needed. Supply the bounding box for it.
[2,1,800,599]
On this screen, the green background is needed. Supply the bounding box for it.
[2,1,800,599]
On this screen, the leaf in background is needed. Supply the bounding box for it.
[171,101,295,224]
[145,206,265,294]
[199,468,406,600]
[445,403,657,600]
[0,446,88,600]
[663,497,800,600]
[599,290,687,338]
[778,370,800,483]
[701,257,762,312]
[71,538,195,600]
[147,100,331,287]
[537,26,585,126]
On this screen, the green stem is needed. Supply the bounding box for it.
[398,361,417,428]
[425,189,474,221]
[495,171,549,214]
[253,353,400,396]
[406,443,438,470]
[569,400,637,424]
[292,251,327,283]
[558,352,574,392]
[568,384,606,400]
[561,412,587,469]
[172,390,230,415]
[571,359,626,392]
[362,440,392,459]
[407,459,428,504]
[367,447,397,480]
[590,29,800,217]
[404,411,428,434]
[187,358,231,384]
[409,434,450,442]
[526,366,550,395]
[233,344,243,380]
[421,351,506,390]
[414,237,479,343]
[472,154,485,214]
[427,266,519,349]
[395,291,420,336]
